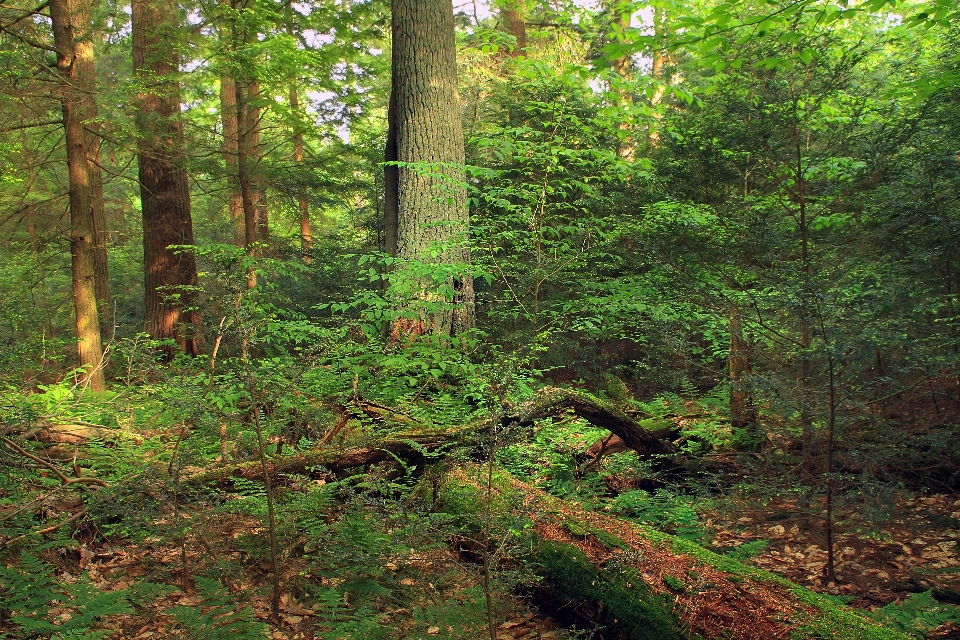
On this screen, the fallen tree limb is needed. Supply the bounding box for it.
[184,387,674,488]
[1,437,107,487]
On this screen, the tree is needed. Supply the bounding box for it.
[49,0,105,391]
[498,0,526,57]
[64,0,109,329]
[388,0,473,338]
[132,0,201,356]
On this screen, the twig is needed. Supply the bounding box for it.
[1,437,107,487]
[4,509,87,547]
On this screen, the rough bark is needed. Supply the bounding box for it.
[391,0,474,337]
[50,0,105,391]
[498,0,526,57]
[220,74,244,245]
[247,80,269,245]
[289,86,311,260]
[383,87,399,257]
[67,0,109,329]
[133,0,201,357]
[235,79,259,289]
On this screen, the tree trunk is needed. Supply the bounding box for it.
[289,86,312,261]
[220,74,244,245]
[498,0,525,57]
[391,0,474,338]
[183,386,673,487]
[383,87,399,257]
[66,0,110,331]
[229,0,259,288]
[50,0,105,391]
[729,305,759,443]
[236,80,259,289]
[132,0,201,357]
[246,80,269,246]
[647,7,668,148]
[608,2,635,159]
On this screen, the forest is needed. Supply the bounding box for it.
[0,0,958,637]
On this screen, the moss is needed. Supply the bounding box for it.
[636,525,910,640]
[593,529,631,551]
[534,540,684,640]
[663,574,685,592]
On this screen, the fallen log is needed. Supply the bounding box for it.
[183,386,674,488]
[441,469,909,640]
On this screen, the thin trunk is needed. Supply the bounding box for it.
[289,86,311,261]
[610,4,635,159]
[647,7,667,148]
[220,74,244,245]
[247,81,269,245]
[383,87,398,257]
[729,305,759,442]
[392,0,474,339]
[230,0,258,288]
[236,81,259,289]
[796,122,813,472]
[133,0,201,357]
[67,0,109,330]
[50,0,105,391]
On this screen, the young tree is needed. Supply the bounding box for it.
[388,0,473,338]
[132,0,201,356]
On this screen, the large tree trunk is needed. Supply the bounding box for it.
[50,0,105,391]
[391,0,474,338]
[132,0,201,357]
[66,0,110,331]
[498,0,526,57]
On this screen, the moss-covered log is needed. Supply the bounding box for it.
[440,469,910,640]
[183,387,673,488]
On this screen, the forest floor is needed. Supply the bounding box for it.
[50,484,960,640]
[704,492,960,610]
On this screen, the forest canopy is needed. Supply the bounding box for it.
[0,0,958,638]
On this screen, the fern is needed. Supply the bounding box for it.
[0,552,131,639]
[172,576,267,640]
[870,590,960,639]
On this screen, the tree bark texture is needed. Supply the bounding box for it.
[220,74,244,245]
[132,0,201,357]
[66,0,109,327]
[247,80,270,245]
[498,0,526,57]
[391,0,474,337]
[50,0,105,391]
[383,87,399,257]
[289,86,312,260]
